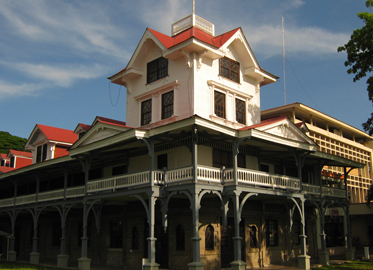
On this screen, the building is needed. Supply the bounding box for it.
[0,12,364,270]
[0,150,32,174]
[262,103,373,254]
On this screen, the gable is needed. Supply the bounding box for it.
[71,122,132,149]
[255,118,315,145]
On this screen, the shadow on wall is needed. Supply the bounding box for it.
[247,102,260,126]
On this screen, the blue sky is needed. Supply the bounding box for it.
[0,0,371,139]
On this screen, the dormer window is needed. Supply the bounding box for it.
[36,144,48,162]
[162,91,174,119]
[219,57,239,83]
[236,98,246,124]
[147,57,168,84]
[141,99,152,125]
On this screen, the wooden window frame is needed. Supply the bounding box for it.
[266,220,278,246]
[219,57,240,83]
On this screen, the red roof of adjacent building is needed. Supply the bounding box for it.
[78,123,91,131]
[8,150,32,158]
[0,153,9,160]
[0,167,15,173]
[148,27,240,49]
[239,116,288,131]
[37,124,78,144]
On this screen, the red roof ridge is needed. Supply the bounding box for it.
[8,150,32,158]
[95,116,128,128]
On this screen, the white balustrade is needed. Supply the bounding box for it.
[197,166,221,182]
[172,14,214,36]
[165,166,193,183]
[16,194,36,205]
[302,184,321,195]
[322,187,346,198]
[0,198,14,207]
[66,186,85,198]
[38,189,65,202]
[225,168,300,190]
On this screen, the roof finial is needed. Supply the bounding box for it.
[193,0,195,14]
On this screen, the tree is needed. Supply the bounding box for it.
[338,0,373,134]
[0,131,28,154]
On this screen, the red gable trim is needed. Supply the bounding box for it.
[239,116,288,131]
[79,123,91,131]
[95,116,128,128]
[148,27,240,49]
[37,124,78,144]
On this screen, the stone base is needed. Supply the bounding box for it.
[297,255,311,270]
[78,257,91,270]
[346,248,355,260]
[187,261,205,270]
[8,250,17,262]
[30,252,40,264]
[57,254,69,268]
[230,260,246,270]
[143,261,160,270]
[319,251,329,266]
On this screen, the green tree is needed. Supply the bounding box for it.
[0,131,28,154]
[338,0,373,134]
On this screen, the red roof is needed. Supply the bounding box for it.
[148,27,240,49]
[95,116,128,128]
[239,116,288,131]
[8,150,32,158]
[0,153,9,160]
[78,123,91,131]
[37,124,78,144]
[0,167,15,173]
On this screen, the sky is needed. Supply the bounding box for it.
[0,0,371,139]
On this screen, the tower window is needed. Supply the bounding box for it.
[162,91,174,119]
[147,57,168,84]
[141,99,152,126]
[214,91,225,119]
[236,98,245,124]
[220,57,239,83]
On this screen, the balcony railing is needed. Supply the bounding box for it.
[0,166,347,208]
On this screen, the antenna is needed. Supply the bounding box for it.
[193,0,195,14]
[282,17,286,105]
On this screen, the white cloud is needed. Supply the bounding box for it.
[0,0,129,60]
[5,62,110,87]
[0,80,45,99]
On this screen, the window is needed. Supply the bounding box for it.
[112,165,127,176]
[214,91,225,118]
[141,99,152,125]
[132,226,139,249]
[293,220,301,245]
[10,156,15,168]
[162,91,174,119]
[157,154,168,170]
[266,220,278,246]
[36,144,48,162]
[176,225,185,251]
[219,57,240,83]
[110,221,123,248]
[147,57,168,84]
[250,225,258,248]
[213,149,245,169]
[205,224,214,250]
[236,98,245,124]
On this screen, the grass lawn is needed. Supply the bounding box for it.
[312,259,373,269]
[0,262,67,270]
